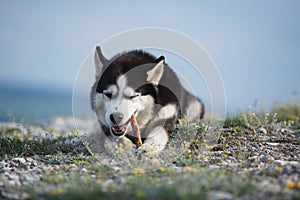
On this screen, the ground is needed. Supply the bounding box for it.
[0,111,299,200]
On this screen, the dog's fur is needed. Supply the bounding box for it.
[88,46,204,154]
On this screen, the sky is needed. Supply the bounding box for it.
[0,1,299,118]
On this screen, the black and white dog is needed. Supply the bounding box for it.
[89,46,204,154]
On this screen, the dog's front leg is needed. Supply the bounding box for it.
[136,126,169,154]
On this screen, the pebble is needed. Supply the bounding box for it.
[25,157,34,162]
[248,156,258,163]
[79,167,87,174]
[265,142,279,146]
[274,160,300,168]
[102,179,115,190]
[209,190,233,200]
[256,127,267,134]
[90,174,97,178]
[0,157,47,195]
[260,155,274,164]
[12,157,26,163]
[54,165,61,170]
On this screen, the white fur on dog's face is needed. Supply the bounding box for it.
[93,58,167,138]
[94,75,143,132]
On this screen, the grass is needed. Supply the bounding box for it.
[0,103,299,199]
[29,167,255,200]
[271,102,300,128]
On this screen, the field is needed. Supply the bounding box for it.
[0,105,299,200]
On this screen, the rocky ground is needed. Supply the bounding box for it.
[0,116,299,199]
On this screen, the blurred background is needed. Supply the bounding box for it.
[0,1,299,122]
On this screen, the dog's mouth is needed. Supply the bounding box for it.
[110,121,130,138]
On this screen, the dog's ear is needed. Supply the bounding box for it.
[94,46,108,78]
[156,56,165,63]
[146,58,165,86]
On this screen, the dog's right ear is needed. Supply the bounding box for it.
[94,46,108,78]
[146,58,164,86]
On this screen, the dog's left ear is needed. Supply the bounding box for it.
[95,46,108,78]
[147,57,165,86]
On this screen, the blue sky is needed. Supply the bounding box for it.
[0,1,299,115]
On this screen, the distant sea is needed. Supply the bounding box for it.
[0,84,74,123]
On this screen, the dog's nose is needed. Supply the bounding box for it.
[110,112,124,124]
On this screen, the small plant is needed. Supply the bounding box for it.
[271,102,300,128]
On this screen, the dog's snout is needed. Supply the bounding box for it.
[110,112,124,124]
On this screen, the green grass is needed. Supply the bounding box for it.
[0,136,89,159]
[24,161,255,200]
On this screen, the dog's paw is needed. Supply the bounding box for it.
[135,145,155,160]
[135,146,148,158]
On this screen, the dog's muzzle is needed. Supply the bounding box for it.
[109,112,128,137]
[111,124,126,137]
[110,120,130,138]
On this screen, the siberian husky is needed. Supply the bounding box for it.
[88,46,204,154]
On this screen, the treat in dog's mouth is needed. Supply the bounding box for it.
[130,114,143,148]
[110,123,128,137]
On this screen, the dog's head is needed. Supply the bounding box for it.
[91,46,165,138]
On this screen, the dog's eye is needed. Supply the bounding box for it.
[104,93,112,99]
[130,93,140,99]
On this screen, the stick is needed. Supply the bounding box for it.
[130,114,142,148]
